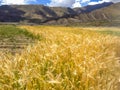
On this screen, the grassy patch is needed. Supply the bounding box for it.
[97,30,120,36]
[0,25,42,54]
[0,25,41,40]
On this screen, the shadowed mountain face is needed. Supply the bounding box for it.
[72,2,120,26]
[0,2,120,26]
[0,5,25,22]
[45,2,120,26]
[0,5,76,23]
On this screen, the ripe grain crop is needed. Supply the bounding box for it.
[0,26,120,90]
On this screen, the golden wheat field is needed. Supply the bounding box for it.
[0,26,120,90]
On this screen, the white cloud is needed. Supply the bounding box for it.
[1,0,36,5]
[1,0,119,7]
[48,0,120,8]
[48,0,91,8]
[89,0,120,5]
[102,0,120,3]
[48,0,75,7]
[88,1,104,5]
[72,1,81,8]
[81,0,90,3]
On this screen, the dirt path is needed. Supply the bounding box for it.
[0,35,34,54]
[0,25,37,54]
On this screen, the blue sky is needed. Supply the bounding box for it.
[31,0,104,6]
[32,0,50,5]
[34,0,119,7]
[1,0,120,8]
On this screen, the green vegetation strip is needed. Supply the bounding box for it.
[0,25,41,54]
[97,30,120,37]
[0,25,41,40]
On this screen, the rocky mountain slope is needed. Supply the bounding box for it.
[72,2,120,26]
[0,2,120,26]
[0,5,76,23]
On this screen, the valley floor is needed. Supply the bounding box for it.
[0,25,120,90]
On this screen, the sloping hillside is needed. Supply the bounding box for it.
[45,2,120,26]
[74,2,120,26]
[0,5,76,23]
[0,2,120,26]
[74,2,113,13]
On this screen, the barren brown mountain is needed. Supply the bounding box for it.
[0,2,120,26]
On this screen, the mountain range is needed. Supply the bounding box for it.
[0,2,120,26]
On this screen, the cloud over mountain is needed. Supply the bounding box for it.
[48,0,90,8]
[47,0,75,7]
[48,0,120,7]
[89,0,120,5]
[103,0,120,3]
[0,0,120,7]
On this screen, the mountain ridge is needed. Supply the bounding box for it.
[0,2,119,26]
